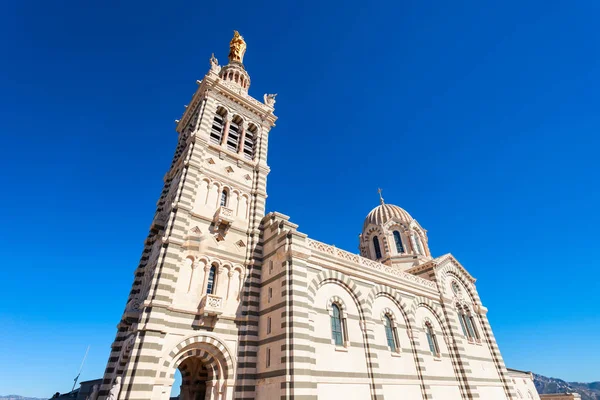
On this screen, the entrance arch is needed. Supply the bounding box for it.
[160,335,235,400]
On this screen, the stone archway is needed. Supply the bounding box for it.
[176,352,213,400]
[159,335,235,400]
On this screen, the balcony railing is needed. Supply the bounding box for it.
[213,206,234,227]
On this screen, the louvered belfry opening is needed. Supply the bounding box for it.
[243,124,258,160]
[210,107,227,145]
[227,115,243,152]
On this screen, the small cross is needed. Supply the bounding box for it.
[378,188,384,205]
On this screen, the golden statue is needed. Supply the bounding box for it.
[228,30,247,63]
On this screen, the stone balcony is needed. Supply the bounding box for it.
[199,294,224,317]
[151,211,169,230]
[213,206,234,228]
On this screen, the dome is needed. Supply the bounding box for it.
[363,203,413,232]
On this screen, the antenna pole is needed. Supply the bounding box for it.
[72,345,90,393]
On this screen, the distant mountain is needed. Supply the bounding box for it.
[0,396,46,400]
[534,373,600,400]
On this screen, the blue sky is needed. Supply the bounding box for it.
[1,0,599,397]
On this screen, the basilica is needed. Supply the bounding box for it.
[97,32,540,400]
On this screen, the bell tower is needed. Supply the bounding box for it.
[99,32,277,400]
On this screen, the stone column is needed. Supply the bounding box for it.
[238,121,247,155]
[205,380,219,400]
[226,270,234,299]
[221,380,234,400]
[237,270,245,300]
[201,264,210,295]
[220,115,232,146]
[216,266,226,296]
[188,261,198,293]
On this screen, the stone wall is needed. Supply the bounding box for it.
[254,212,517,400]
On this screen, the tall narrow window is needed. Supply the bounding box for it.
[384,315,398,352]
[267,316,272,334]
[467,315,480,340]
[206,266,216,295]
[244,125,257,160]
[220,189,228,207]
[425,323,440,356]
[210,109,226,144]
[458,309,469,337]
[331,304,344,346]
[464,314,476,339]
[227,117,242,152]
[393,231,404,253]
[266,347,271,368]
[373,236,382,259]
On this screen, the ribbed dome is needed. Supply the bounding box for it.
[363,203,413,232]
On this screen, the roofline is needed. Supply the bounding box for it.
[80,378,103,384]
[507,367,533,375]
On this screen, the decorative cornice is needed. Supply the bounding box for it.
[435,253,476,283]
[175,72,276,134]
[407,253,476,284]
[307,238,437,290]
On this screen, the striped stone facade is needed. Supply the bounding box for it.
[99,35,540,400]
[98,45,276,400]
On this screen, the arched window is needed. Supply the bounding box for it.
[206,266,216,294]
[457,306,469,337]
[210,108,227,144]
[220,189,228,207]
[331,304,345,346]
[243,124,258,160]
[226,115,243,152]
[457,305,478,341]
[425,322,440,356]
[373,236,382,259]
[393,231,404,253]
[384,315,399,352]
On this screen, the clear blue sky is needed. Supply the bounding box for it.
[1,0,599,397]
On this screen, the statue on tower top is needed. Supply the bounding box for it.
[209,53,220,73]
[228,30,247,64]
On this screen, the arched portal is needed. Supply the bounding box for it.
[177,356,211,400]
[160,335,235,400]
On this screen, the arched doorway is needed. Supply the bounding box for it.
[161,335,235,400]
[177,357,211,400]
